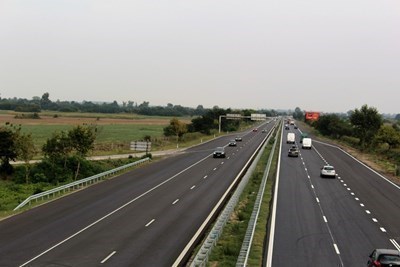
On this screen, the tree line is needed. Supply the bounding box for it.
[0,93,208,117]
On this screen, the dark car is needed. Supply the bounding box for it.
[253,128,258,132]
[213,147,226,158]
[288,146,299,157]
[294,125,298,129]
[368,249,400,267]
[284,124,290,130]
[228,140,237,146]
[235,136,243,141]
[262,129,267,133]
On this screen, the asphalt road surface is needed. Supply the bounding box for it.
[0,121,275,267]
[268,124,400,266]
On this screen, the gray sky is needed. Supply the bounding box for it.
[1,0,399,114]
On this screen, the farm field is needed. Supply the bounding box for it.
[0,111,193,155]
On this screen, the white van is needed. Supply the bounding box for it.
[302,138,312,149]
[287,132,295,144]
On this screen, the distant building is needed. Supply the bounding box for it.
[305,111,320,121]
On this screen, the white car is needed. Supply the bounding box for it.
[320,165,336,178]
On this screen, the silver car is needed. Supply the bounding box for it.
[320,165,336,178]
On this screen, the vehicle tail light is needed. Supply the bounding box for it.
[373,260,381,267]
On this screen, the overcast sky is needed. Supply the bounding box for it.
[0,0,399,114]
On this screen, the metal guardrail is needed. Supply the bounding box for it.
[190,124,277,267]
[236,125,279,266]
[14,157,150,211]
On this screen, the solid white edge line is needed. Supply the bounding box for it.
[20,150,214,267]
[323,216,328,223]
[190,185,196,190]
[390,239,400,251]
[173,124,276,267]
[266,123,283,267]
[145,219,155,227]
[172,199,179,205]
[316,197,320,203]
[314,140,400,190]
[101,251,117,264]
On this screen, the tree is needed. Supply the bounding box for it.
[374,125,400,150]
[164,118,188,144]
[42,131,72,168]
[293,107,304,120]
[68,125,97,179]
[15,132,36,183]
[0,127,18,177]
[314,114,352,139]
[350,105,382,148]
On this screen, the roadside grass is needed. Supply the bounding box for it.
[0,180,55,219]
[207,132,276,266]
[247,128,280,265]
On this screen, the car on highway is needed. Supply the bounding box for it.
[235,136,242,141]
[294,125,298,129]
[284,124,290,130]
[262,129,267,133]
[367,249,400,267]
[288,146,299,157]
[213,147,226,158]
[228,140,237,146]
[320,165,336,178]
[253,128,258,132]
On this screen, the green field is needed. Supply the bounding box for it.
[20,124,166,147]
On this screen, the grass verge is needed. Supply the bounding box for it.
[207,130,279,266]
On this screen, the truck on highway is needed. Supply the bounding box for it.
[300,132,308,143]
[287,132,295,144]
[302,138,312,149]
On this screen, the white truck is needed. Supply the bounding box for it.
[302,138,312,149]
[287,132,295,144]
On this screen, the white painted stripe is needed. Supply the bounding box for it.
[351,193,355,195]
[190,185,196,190]
[323,216,328,223]
[372,218,378,222]
[172,199,179,205]
[360,203,364,207]
[221,162,224,165]
[145,219,155,227]
[213,167,217,171]
[227,157,230,159]
[314,139,400,190]
[311,185,314,189]
[380,227,387,232]
[305,168,307,171]
[343,184,347,186]
[355,197,359,201]
[338,177,341,180]
[340,180,344,183]
[308,175,310,179]
[390,239,400,251]
[21,151,214,267]
[334,244,340,254]
[366,210,371,214]
[347,188,351,191]
[203,175,208,179]
[101,251,116,264]
[316,197,320,203]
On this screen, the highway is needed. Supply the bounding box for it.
[268,124,400,266]
[0,121,275,267]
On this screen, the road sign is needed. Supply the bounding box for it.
[251,114,266,121]
[130,141,151,152]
